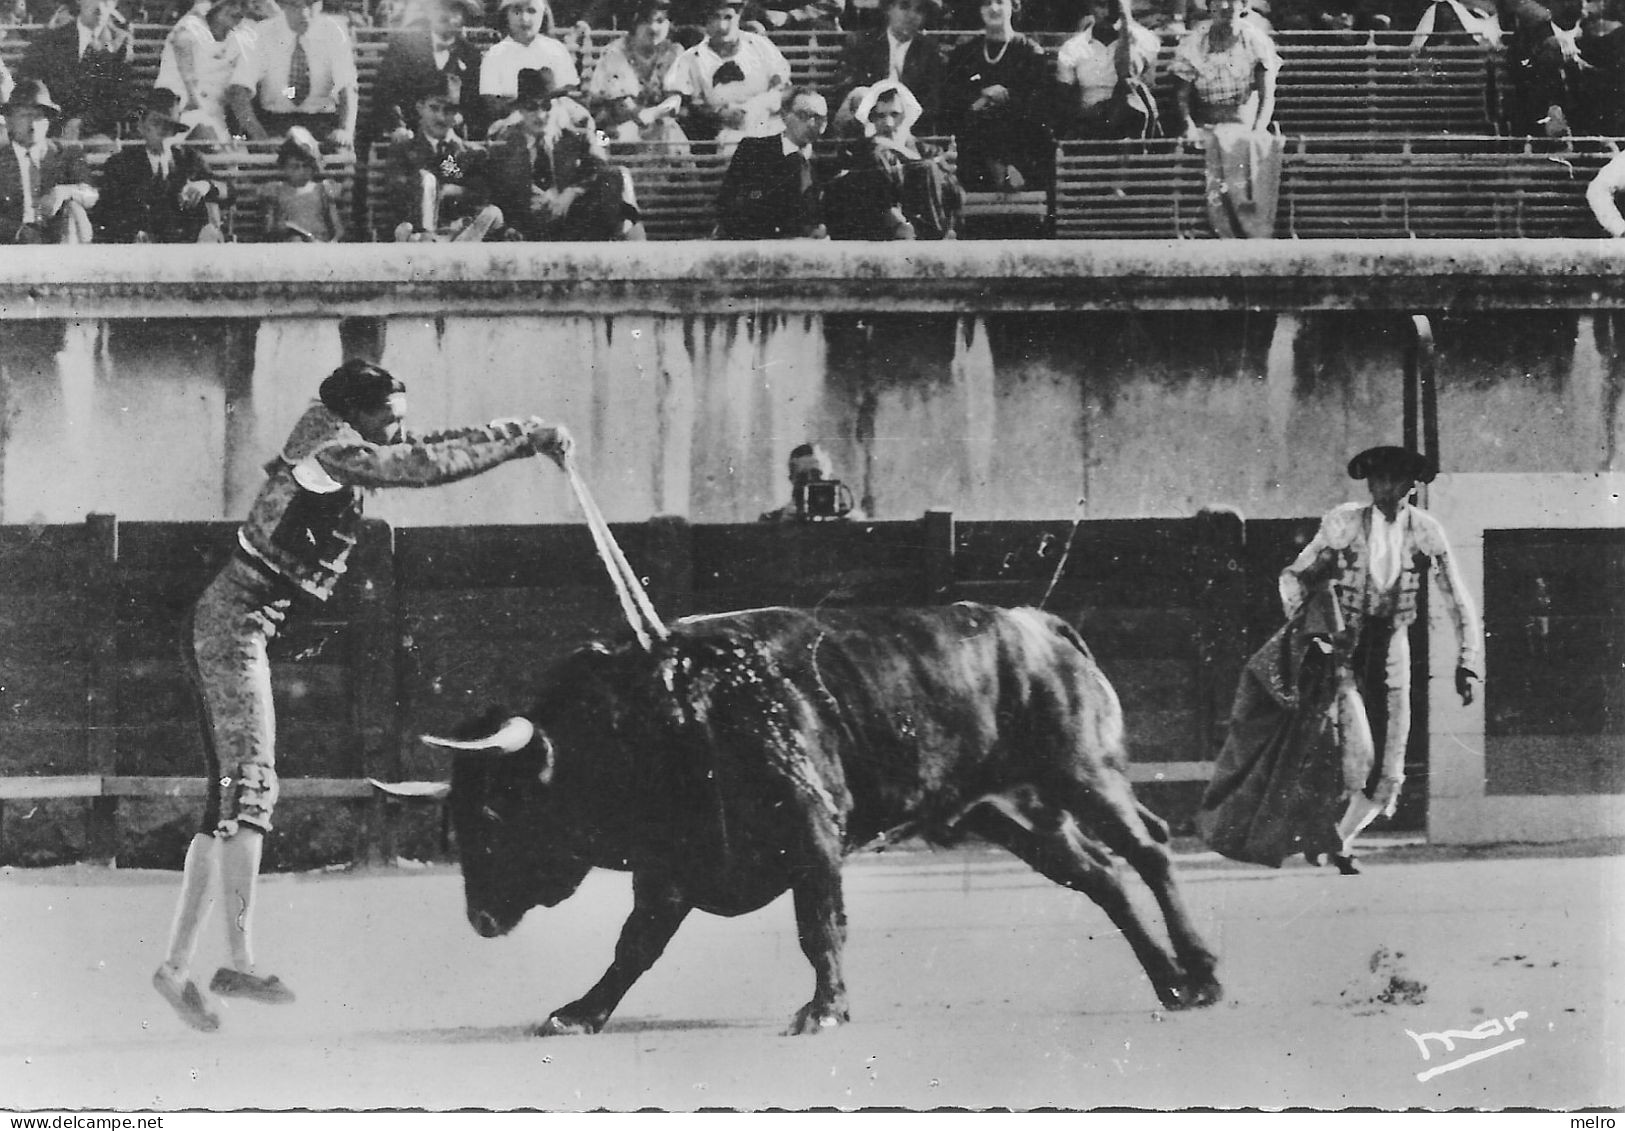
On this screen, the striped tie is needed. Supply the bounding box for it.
[288,39,311,105]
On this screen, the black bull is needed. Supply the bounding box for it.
[432,603,1222,1036]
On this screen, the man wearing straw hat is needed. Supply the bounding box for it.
[152,359,572,1033]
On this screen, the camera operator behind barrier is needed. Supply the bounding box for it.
[760,442,858,523]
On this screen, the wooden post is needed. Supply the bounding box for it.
[923,508,955,604]
[84,513,119,865]
[348,518,399,865]
[1191,506,1247,762]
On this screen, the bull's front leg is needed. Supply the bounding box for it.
[533,872,691,1037]
[785,858,850,1035]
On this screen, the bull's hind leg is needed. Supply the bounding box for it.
[1067,777,1222,1008]
[954,787,1193,1012]
[534,872,691,1037]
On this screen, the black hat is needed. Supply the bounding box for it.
[630,0,670,22]
[139,88,190,134]
[320,359,406,417]
[417,72,459,104]
[1347,445,1435,484]
[515,67,571,108]
[2,79,62,117]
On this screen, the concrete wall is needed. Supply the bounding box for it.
[1,285,1621,526]
[1426,473,1625,845]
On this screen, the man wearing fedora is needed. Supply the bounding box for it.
[480,0,582,134]
[227,0,361,148]
[489,67,645,241]
[0,80,97,244]
[92,89,229,244]
[1278,445,1482,873]
[368,0,489,147]
[385,72,503,240]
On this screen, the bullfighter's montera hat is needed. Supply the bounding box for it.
[1347,445,1436,483]
[320,359,406,416]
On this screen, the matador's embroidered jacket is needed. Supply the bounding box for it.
[238,403,533,601]
[1278,500,1484,674]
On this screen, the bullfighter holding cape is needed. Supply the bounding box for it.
[1197,445,1482,873]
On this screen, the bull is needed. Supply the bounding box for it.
[423,603,1222,1035]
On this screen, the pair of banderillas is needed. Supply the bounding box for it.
[552,454,670,652]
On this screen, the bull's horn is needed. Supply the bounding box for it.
[421,716,536,754]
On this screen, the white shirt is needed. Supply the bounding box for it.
[1368,508,1406,592]
[1587,150,1625,237]
[12,141,42,222]
[237,13,358,114]
[664,32,791,144]
[1057,22,1159,107]
[886,29,910,80]
[158,13,253,111]
[478,35,579,99]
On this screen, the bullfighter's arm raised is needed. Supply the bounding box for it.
[316,419,561,488]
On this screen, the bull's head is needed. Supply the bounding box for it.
[424,713,593,939]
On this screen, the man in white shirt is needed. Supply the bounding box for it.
[228,0,360,148]
[1056,0,1160,138]
[479,0,581,133]
[665,0,791,148]
[1587,148,1625,236]
[0,80,96,243]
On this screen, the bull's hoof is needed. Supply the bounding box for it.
[784,1002,848,1035]
[530,1012,600,1037]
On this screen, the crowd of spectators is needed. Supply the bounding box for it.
[0,0,1615,242]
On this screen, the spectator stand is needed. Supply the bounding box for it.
[1053,134,1616,238]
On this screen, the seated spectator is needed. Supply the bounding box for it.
[489,66,645,239]
[1056,0,1160,139]
[262,124,345,240]
[831,0,946,137]
[92,88,227,242]
[941,0,1056,190]
[0,80,97,242]
[480,0,582,133]
[665,0,791,148]
[741,0,842,31]
[156,0,257,144]
[18,0,140,141]
[714,84,827,236]
[823,78,962,237]
[227,0,361,147]
[1505,0,1571,134]
[369,0,489,146]
[1531,0,1625,136]
[1170,0,1280,137]
[1587,146,1625,234]
[584,0,688,144]
[386,73,503,240]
